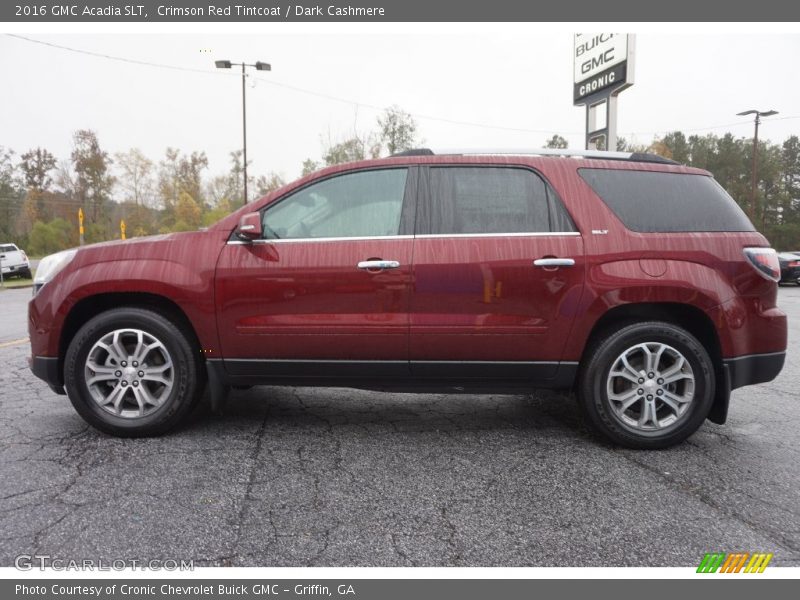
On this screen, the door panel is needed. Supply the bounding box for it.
[409,165,585,378]
[215,238,413,362]
[410,234,585,373]
[214,166,416,372]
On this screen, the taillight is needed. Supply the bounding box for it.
[744,248,780,282]
[21,251,28,261]
[789,261,800,268]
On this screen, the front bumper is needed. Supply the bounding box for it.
[724,351,786,390]
[29,356,65,395]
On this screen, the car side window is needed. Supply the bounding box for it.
[423,167,572,235]
[262,169,408,240]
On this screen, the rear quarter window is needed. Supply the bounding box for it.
[578,168,755,233]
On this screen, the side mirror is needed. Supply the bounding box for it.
[235,212,263,241]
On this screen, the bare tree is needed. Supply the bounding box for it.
[115,148,154,207]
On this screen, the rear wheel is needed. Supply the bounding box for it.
[64,307,203,437]
[577,321,715,449]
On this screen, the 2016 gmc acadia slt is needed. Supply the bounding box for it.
[28,149,787,448]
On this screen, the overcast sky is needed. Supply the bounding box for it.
[1,31,798,184]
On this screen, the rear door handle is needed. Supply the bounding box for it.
[534,258,575,267]
[357,260,401,270]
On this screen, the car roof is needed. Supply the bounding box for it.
[392,147,681,165]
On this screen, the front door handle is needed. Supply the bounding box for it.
[534,258,575,267]
[357,260,401,270]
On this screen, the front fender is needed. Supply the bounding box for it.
[30,258,218,358]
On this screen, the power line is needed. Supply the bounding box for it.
[5,33,800,140]
[4,33,572,135]
[246,75,575,134]
[4,33,219,76]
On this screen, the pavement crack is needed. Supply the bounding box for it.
[614,448,800,553]
[441,506,459,559]
[228,405,270,560]
[390,533,416,566]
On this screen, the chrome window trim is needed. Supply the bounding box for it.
[227,235,414,245]
[226,231,581,245]
[415,232,581,239]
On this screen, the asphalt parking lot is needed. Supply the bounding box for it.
[1,286,798,567]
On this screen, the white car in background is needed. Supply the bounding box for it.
[0,243,32,279]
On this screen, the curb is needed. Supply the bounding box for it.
[0,283,33,290]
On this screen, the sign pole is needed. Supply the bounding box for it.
[606,94,619,151]
[573,33,635,151]
[120,219,126,240]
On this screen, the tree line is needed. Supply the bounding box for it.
[0,106,419,256]
[2,108,798,256]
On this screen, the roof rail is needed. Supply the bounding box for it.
[391,147,679,165]
[391,148,434,157]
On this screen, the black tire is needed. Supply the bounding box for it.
[21,268,31,279]
[64,307,203,437]
[577,321,715,449]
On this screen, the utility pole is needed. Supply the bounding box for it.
[241,62,248,207]
[737,109,779,220]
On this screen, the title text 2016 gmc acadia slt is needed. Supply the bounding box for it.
[28,149,787,448]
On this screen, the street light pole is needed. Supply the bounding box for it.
[215,59,272,207]
[241,62,248,207]
[737,109,778,221]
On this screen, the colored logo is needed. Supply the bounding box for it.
[697,552,773,573]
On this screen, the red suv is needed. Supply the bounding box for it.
[28,149,787,448]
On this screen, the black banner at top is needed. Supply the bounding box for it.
[3,0,800,22]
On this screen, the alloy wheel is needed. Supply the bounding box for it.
[84,328,174,418]
[605,342,695,432]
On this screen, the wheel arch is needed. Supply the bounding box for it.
[579,302,729,424]
[59,292,204,380]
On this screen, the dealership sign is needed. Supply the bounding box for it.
[573,33,634,103]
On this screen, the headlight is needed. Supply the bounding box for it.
[33,249,78,295]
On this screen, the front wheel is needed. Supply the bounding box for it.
[64,307,203,437]
[577,321,715,449]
